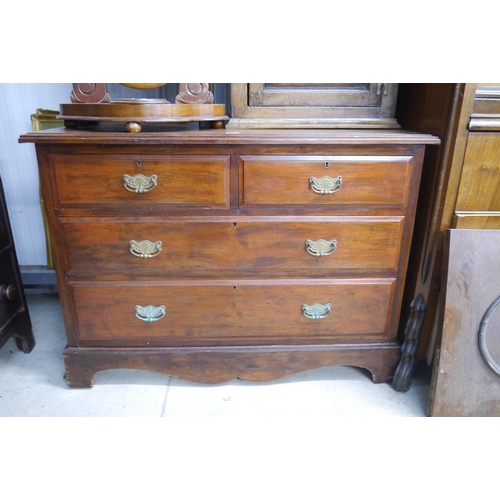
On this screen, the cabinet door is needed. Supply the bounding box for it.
[455,133,500,212]
[248,83,382,108]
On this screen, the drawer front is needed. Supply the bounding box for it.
[71,279,395,342]
[51,154,231,208]
[239,155,412,206]
[62,218,404,276]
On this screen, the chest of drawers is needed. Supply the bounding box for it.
[20,127,438,387]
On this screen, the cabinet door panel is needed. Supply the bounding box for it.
[248,83,381,107]
[455,133,500,211]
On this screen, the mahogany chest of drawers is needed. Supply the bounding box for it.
[20,127,438,387]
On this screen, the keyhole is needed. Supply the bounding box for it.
[325,161,329,168]
[233,223,237,228]
[233,286,237,291]
[137,160,142,168]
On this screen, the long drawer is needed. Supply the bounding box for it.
[239,155,413,206]
[70,279,395,343]
[50,154,231,208]
[62,217,404,276]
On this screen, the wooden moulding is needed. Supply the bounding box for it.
[62,344,402,388]
[228,83,400,129]
[58,102,229,132]
[469,84,500,131]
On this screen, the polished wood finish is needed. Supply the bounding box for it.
[229,83,400,129]
[19,127,437,387]
[63,345,402,388]
[429,230,500,416]
[239,155,412,206]
[63,84,227,132]
[61,218,403,277]
[0,178,35,354]
[70,83,110,104]
[455,133,500,211]
[51,154,231,208]
[71,279,394,344]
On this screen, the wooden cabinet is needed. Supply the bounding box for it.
[0,177,35,354]
[454,131,500,226]
[229,83,400,129]
[397,83,500,370]
[19,127,437,388]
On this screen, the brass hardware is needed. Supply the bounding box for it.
[302,303,331,320]
[135,304,166,322]
[123,174,157,193]
[305,239,337,257]
[309,176,342,194]
[129,240,162,258]
[376,83,388,96]
[0,285,16,301]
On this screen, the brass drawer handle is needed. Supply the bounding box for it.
[309,175,342,194]
[302,303,331,320]
[305,239,337,257]
[123,174,158,193]
[135,304,166,322]
[129,240,162,258]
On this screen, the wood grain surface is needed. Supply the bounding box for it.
[429,229,500,416]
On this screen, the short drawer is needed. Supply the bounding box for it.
[239,155,412,207]
[71,279,395,343]
[62,217,404,277]
[50,154,231,208]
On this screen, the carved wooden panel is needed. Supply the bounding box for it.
[229,83,400,129]
[248,83,381,107]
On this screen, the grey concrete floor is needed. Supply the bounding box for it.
[0,294,432,417]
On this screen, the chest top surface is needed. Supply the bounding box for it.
[19,126,440,147]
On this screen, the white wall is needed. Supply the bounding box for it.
[0,83,72,265]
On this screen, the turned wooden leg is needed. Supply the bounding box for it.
[392,294,427,392]
[125,122,142,133]
[210,120,225,129]
[63,120,78,129]
[12,315,35,353]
